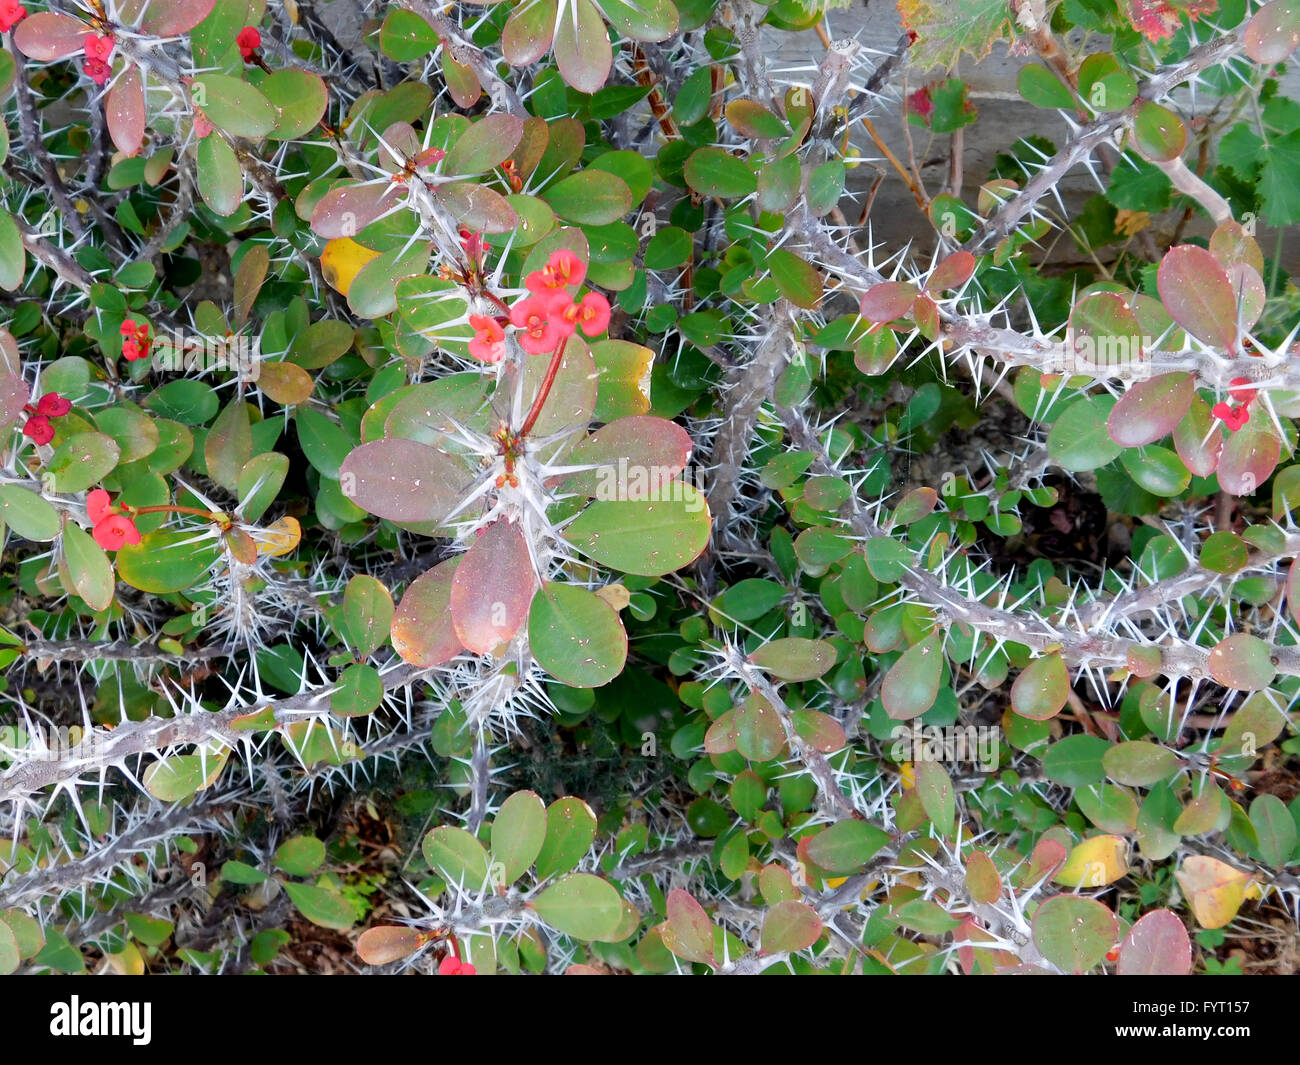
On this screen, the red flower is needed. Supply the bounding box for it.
[87,489,113,524]
[22,415,53,445]
[93,513,141,551]
[1212,401,1250,432]
[438,956,477,976]
[122,338,142,361]
[468,314,506,364]
[83,58,111,86]
[83,33,114,62]
[236,26,261,60]
[35,392,71,417]
[570,292,610,337]
[0,0,27,33]
[121,320,138,337]
[525,249,585,295]
[1228,377,1257,405]
[509,294,565,355]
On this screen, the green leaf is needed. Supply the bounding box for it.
[204,397,252,490]
[142,754,206,802]
[191,74,276,139]
[535,796,597,880]
[283,882,355,931]
[804,820,890,874]
[47,432,121,492]
[1259,129,1300,225]
[491,790,548,884]
[0,210,25,290]
[528,582,628,687]
[343,574,394,658]
[530,874,624,940]
[645,226,693,270]
[274,836,327,877]
[1047,395,1121,472]
[748,637,836,682]
[116,530,219,594]
[1011,652,1069,721]
[1250,794,1296,867]
[331,663,384,716]
[563,485,711,576]
[915,759,956,835]
[1103,741,1180,787]
[901,0,1017,71]
[767,248,822,309]
[422,825,492,889]
[541,170,632,225]
[684,147,756,199]
[59,521,115,612]
[222,860,269,885]
[0,485,58,541]
[1032,895,1117,972]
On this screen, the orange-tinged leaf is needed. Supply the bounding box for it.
[1174,856,1254,929]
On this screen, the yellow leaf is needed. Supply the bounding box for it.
[1175,855,1253,929]
[1055,834,1129,887]
[107,942,145,975]
[899,761,916,789]
[320,237,380,298]
[595,583,631,611]
[256,516,302,557]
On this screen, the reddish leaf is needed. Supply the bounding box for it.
[391,558,464,666]
[450,519,538,654]
[140,0,216,35]
[339,439,473,524]
[311,181,405,239]
[1156,245,1238,352]
[1217,414,1280,496]
[881,634,943,720]
[502,0,558,67]
[760,900,822,955]
[558,416,693,499]
[927,251,976,292]
[106,66,147,157]
[662,889,715,966]
[435,182,519,234]
[1116,909,1192,975]
[1107,372,1195,447]
[445,114,525,176]
[859,281,918,323]
[553,0,612,94]
[13,13,88,60]
[356,925,426,966]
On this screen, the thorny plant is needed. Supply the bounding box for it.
[0,0,1298,976]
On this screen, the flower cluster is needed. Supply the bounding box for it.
[237,26,261,62]
[437,955,477,976]
[83,34,113,86]
[86,489,141,551]
[120,318,151,362]
[465,250,611,362]
[21,392,71,446]
[0,0,27,34]
[1212,377,1256,432]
